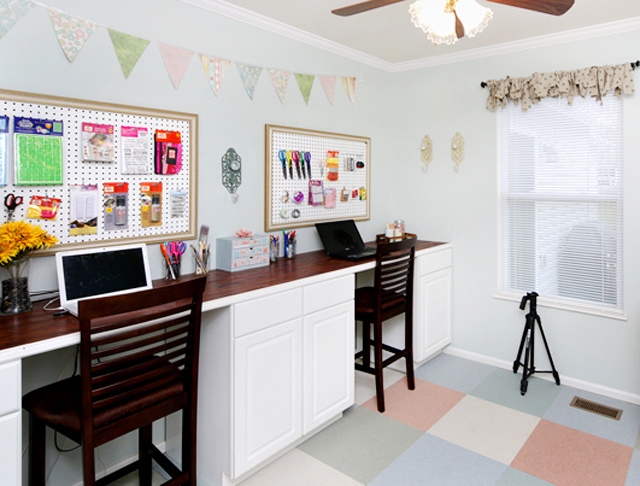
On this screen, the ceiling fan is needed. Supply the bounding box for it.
[331,0,575,17]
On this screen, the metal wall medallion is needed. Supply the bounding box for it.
[222,148,242,202]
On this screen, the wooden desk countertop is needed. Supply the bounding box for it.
[0,240,446,355]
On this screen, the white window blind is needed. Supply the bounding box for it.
[498,95,623,315]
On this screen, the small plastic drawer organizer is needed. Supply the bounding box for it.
[216,234,270,272]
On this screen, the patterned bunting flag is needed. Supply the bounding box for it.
[47,8,96,62]
[200,55,231,96]
[157,42,193,89]
[236,63,262,100]
[318,75,337,106]
[0,0,34,39]
[294,73,315,105]
[342,76,357,104]
[108,29,150,79]
[268,69,291,104]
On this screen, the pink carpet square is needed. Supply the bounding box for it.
[362,377,465,431]
[511,419,633,486]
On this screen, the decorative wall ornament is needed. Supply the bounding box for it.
[420,134,433,172]
[222,148,241,203]
[451,132,464,172]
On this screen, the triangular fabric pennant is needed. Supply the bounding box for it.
[108,29,150,79]
[294,73,315,105]
[268,69,291,104]
[318,75,337,106]
[157,42,193,89]
[236,63,263,100]
[200,55,231,96]
[47,8,96,62]
[342,76,357,104]
[0,0,34,39]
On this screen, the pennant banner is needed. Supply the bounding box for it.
[0,0,34,40]
[108,29,150,79]
[158,42,193,89]
[295,73,315,105]
[318,75,336,106]
[268,69,290,104]
[200,55,231,97]
[236,63,262,100]
[48,8,96,62]
[342,76,357,104]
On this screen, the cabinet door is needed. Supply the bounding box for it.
[303,301,354,434]
[416,267,452,362]
[0,412,20,486]
[233,318,302,477]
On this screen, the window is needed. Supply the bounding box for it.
[498,95,623,316]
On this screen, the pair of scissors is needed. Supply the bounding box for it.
[292,150,302,179]
[4,193,23,221]
[286,150,293,180]
[303,152,312,179]
[278,150,288,180]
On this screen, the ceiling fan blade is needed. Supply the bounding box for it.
[486,0,574,16]
[332,0,404,17]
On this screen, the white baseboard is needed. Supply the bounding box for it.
[444,346,640,406]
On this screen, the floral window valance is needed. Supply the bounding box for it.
[484,63,634,112]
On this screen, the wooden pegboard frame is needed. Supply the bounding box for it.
[265,124,370,231]
[0,89,198,254]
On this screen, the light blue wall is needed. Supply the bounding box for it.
[3,1,640,481]
[391,30,640,399]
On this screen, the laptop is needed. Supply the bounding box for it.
[55,243,153,316]
[315,219,377,260]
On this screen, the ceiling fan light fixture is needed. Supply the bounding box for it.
[409,0,493,45]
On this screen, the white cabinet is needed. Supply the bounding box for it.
[414,246,452,363]
[234,317,302,475]
[229,274,354,481]
[0,360,20,486]
[302,277,354,434]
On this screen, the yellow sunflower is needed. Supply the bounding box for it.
[0,220,58,266]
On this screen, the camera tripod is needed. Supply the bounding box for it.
[513,292,560,395]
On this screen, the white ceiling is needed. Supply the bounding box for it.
[183,0,640,71]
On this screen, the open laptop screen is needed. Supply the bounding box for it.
[56,244,152,312]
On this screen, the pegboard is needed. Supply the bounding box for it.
[265,124,370,231]
[0,89,198,254]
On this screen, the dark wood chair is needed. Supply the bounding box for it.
[355,237,417,413]
[22,276,207,486]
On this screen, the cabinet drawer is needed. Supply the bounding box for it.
[0,361,20,415]
[235,288,302,337]
[419,248,452,275]
[303,275,354,315]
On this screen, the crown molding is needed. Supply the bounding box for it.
[181,1,640,73]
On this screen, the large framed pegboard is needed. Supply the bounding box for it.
[265,124,370,232]
[0,89,198,255]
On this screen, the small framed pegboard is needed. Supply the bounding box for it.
[0,88,198,255]
[265,124,370,231]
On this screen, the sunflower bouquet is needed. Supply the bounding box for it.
[0,220,58,279]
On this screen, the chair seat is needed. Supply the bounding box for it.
[23,360,184,441]
[355,286,407,317]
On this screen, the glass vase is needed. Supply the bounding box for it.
[1,258,32,315]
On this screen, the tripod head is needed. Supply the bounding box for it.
[519,291,539,313]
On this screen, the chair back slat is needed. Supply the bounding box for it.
[77,277,206,434]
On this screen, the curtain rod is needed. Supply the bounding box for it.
[480,60,640,88]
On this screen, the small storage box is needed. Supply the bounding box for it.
[216,234,270,272]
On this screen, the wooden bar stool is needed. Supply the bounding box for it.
[355,237,416,413]
[22,277,207,485]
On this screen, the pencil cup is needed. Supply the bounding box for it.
[287,240,296,259]
[269,238,280,263]
[164,256,181,280]
[194,249,209,275]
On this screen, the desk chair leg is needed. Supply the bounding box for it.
[405,314,415,391]
[139,424,153,486]
[373,319,385,413]
[28,415,46,486]
[361,320,371,370]
[183,408,197,483]
[82,440,97,486]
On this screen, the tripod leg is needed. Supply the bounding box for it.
[513,318,530,374]
[520,314,536,395]
[536,316,561,386]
